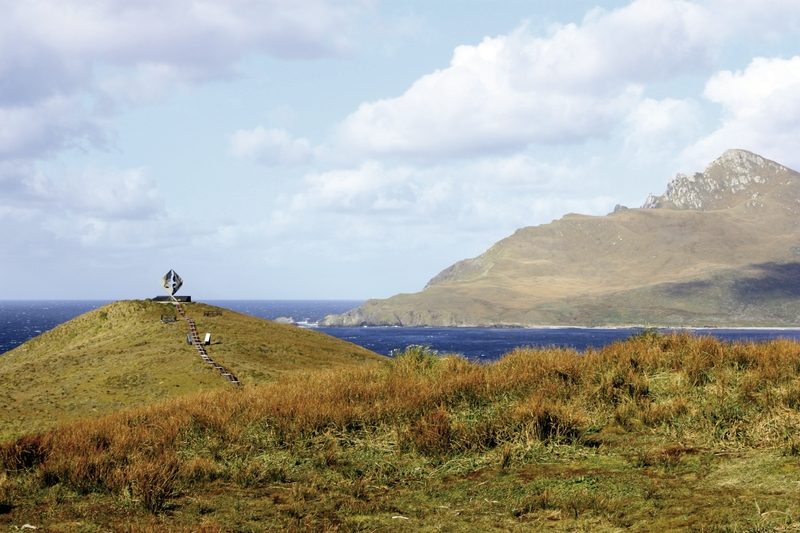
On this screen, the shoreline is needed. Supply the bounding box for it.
[315,323,800,331]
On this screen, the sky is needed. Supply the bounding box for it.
[2,0,800,300]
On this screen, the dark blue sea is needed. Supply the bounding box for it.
[3,300,800,361]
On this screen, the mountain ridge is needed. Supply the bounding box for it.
[323,149,800,327]
[642,149,795,210]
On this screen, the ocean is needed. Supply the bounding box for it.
[3,300,800,361]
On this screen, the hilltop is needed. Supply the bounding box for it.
[3,335,800,530]
[324,150,800,327]
[0,300,384,441]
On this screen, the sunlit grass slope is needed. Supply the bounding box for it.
[3,334,800,531]
[0,300,384,440]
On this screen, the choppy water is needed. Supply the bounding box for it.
[0,300,109,354]
[3,300,800,361]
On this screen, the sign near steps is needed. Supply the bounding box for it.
[174,302,240,387]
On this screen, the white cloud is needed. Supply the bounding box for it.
[0,96,104,158]
[230,127,315,165]
[0,0,366,81]
[288,162,422,214]
[0,0,373,269]
[0,162,166,254]
[63,168,163,219]
[39,213,190,249]
[705,56,800,121]
[337,0,714,158]
[0,0,371,161]
[683,55,800,170]
[15,166,162,219]
[624,97,703,159]
[276,154,612,240]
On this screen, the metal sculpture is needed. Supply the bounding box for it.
[161,269,183,300]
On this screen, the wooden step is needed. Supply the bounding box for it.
[180,309,240,388]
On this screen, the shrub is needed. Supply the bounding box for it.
[515,395,584,443]
[784,381,800,410]
[390,345,441,375]
[0,433,49,471]
[128,454,180,513]
[641,397,689,427]
[180,457,223,484]
[594,366,649,405]
[407,406,453,455]
[41,454,118,494]
[705,397,749,441]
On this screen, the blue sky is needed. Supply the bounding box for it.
[2,0,800,300]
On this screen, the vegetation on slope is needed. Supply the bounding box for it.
[3,334,800,531]
[0,300,384,441]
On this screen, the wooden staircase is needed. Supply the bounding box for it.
[176,303,240,387]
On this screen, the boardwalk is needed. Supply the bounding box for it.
[175,303,240,387]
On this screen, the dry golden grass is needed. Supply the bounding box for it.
[4,333,800,530]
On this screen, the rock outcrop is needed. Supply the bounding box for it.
[642,149,792,210]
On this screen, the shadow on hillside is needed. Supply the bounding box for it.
[662,278,713,296]
[660,262,800,300]
[733,262,800,299]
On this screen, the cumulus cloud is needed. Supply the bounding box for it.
[683,55,800,170]
[276,154,613,240]
[58,168,163,219]
[230,127,315,166]
[337,0,713,158]
[624,97,703,159]
[1,163,166,250]
[288,163,420,213]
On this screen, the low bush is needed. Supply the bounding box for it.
[127,454,180,513]
[0,433,49,471]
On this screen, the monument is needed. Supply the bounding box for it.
[150,269,192,302]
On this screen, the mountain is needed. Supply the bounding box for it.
[0,300,384,440]
[323,149,800,327]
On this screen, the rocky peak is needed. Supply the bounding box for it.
[642,149,794,210]
[706,149,788,177]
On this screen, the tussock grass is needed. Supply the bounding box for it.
[4,333,800,530]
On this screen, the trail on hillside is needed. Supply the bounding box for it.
[176,303,240,387]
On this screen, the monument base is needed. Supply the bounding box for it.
[149,295,192,303]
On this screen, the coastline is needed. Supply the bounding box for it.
[318,322,800,331]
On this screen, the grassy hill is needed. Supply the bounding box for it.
[0,300,385,441]
[3,334,800,530]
